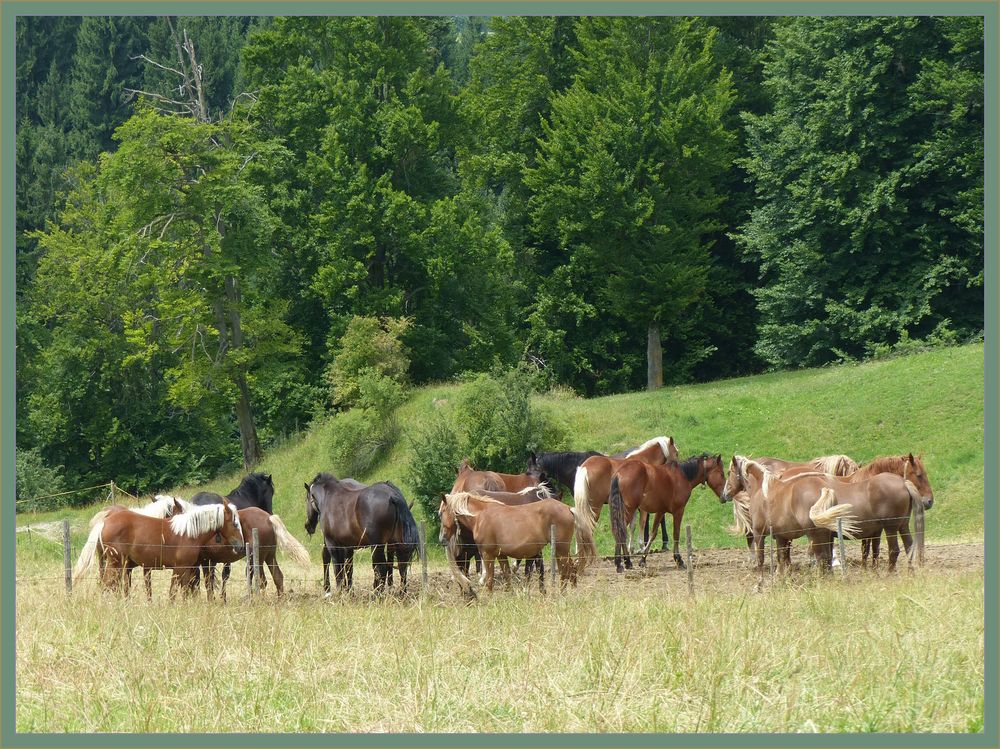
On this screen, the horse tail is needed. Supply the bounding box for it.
[88,507,112,530]
[609,474,629,549]
[903,478,922,513]
[390,489,420,553]
[808,488,862,538]
[572,466,597,534]
[268,515,311,567]
[570,508,598,575]
[73,519,104,583]
[443,529,477,599]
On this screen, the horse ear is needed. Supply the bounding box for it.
[907,452,915,463]
[265,474,273,484]
[304,483,310,491]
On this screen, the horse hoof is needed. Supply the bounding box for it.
[638,558,646,568]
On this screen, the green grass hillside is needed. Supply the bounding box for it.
[18,343,985,559]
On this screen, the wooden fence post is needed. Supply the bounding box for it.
[418,522,429,590]
[685,524,693,595]
[768,523,775,576]
[837,518,846,577]
[62,520,72,595]
[912,497,925,567]
[251,528,261,596]
[549,524,557,589]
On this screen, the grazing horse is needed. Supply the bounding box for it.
[78,495,188,598]
[572,436,678,546]
[74,500,244,597]
[190,472,275,593]
[304,473,419,594]
[604,453,726,573]
[197,508,311,600]
[439,492,597,596]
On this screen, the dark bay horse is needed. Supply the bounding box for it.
[606,453,726,572]
[198,509,311,600]
[74,500,245,597]
[439,492,597,595]
[527,450,604,494]
[304,472,419,594]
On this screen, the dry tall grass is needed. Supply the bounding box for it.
[16,555,983,733]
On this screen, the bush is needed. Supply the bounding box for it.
[327,316,411,409]
[407,412,462,529]
[16,447,67,512]
[406,366,566,537]
[326,370,408,477]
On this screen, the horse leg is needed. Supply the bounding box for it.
[485,554,497,593]
[221,563,231,601]
[345,551,355,590]
[671,512,685,570]
[861,538,870,568]
[372,544,388,594]
[659,514,669,551]
[264,553,284,595]
[899,523,914,567]
[872,534,882,571]
[887,532,901,572]
[535,553,545,593]
[144,568,153,600]
[636,510,648,568]
[386,545,395,589]
[498,558,513,590]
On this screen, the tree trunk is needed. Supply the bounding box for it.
[235,373,263,469]
[647,322,663,391]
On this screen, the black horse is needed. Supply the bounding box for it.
[191,472,275,594]
[528,448,670,550]
[304,472,419,594]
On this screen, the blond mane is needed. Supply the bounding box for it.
[168,502,234,538]
[444,491,504,518]
[627,436,675,461]
[808,454,860,476]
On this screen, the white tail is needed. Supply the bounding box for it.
[808,488,862,538]
[73,520,104,583]
[573,466,597,534]
[268,515,311,567]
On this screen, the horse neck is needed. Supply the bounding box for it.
[854,456,905,481]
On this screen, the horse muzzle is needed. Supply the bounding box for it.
[923,496,934,510]
[233,540,245,554]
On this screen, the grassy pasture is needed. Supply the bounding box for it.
[14,343,985,732]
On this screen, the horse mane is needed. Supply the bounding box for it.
[677,454,711,481]
[168,503,231,538]
[458,458,474,473]
[627,436,674,460]
[517,485,552,499]
[852,455,906,480]
[444,491,503,517]
[737,457,782,497]
[808,454,859,476]
[310,472,339,489]
[152,494,196,513]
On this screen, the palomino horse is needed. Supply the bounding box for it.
[439,492,597,596]
[438,485,557,582]
[572,436,678,546]
[603,453,726,572]
[78,495,188,597]
[451,459,551,578]
[304,473,419,594]
[782,454,933,569]
[197,508,311,600]
[74,500,245,597]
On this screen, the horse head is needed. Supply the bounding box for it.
[722,456,744,503]
[704,454,727,502]
[303,482,321,536]
[437,494,458,545]
[221,499,245,554]
[906,453,934,510]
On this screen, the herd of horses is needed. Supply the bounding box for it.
[70,435,935,600]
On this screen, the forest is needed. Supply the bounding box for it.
[15,16,984,497]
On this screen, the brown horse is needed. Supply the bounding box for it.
[74,499,245,597]
[755,454,860,476]
[439,492,597,596]
[198,508,311,600]
[603,453,726,572]
[77,495,188,597]
[304,473,419,594]
[572,436,678,546]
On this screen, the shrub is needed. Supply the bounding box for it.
[327,316,411,409]
[406,366,566,536]
[16,447,67,512]
[326,370,408,477]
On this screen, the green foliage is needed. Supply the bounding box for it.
[15,447,67,512]
[406,366,566,535]
[327,316,411,409]
[327,371,408,477]
[739,17,984,369]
